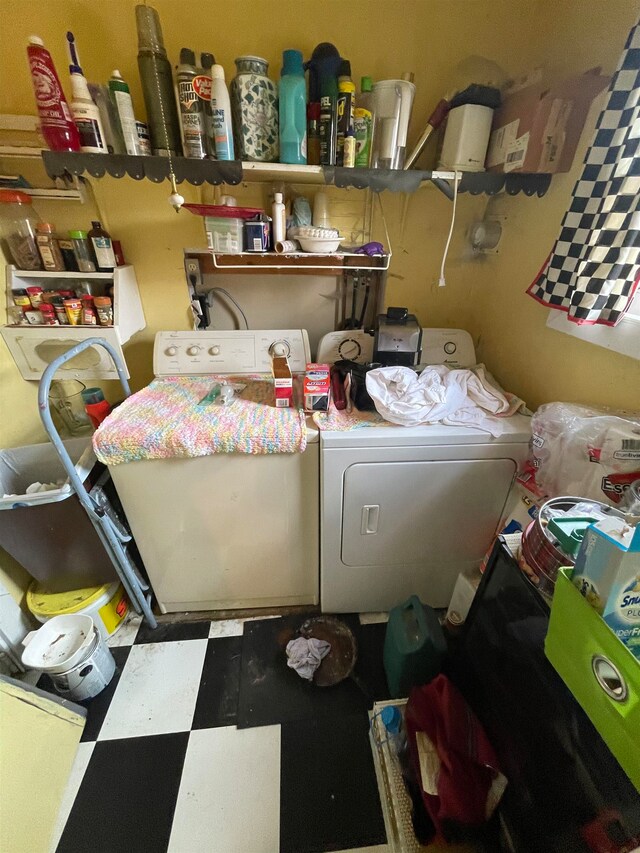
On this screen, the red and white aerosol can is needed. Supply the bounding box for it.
[27,36,81,151]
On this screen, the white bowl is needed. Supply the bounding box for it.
[297,236,343,254]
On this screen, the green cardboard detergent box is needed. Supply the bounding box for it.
[573,517,640,659]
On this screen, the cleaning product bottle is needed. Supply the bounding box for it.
[176,48,208,159]
[26,36,81,151]
[306,103,321,166]
[66,32,107,153]
[306,43,341,166]
[199,52,216,158]
[210,64,234,160]
[135,4,182,156]
[355,76,374,167]
[272,192,286,244]
[279,49,307,165]
[109,70,140,155]
[336,60,355,167]
[82,387,112,428]
[88,221,116,271]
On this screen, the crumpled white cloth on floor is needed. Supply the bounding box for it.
[366,364,515,436]
[286,637,331,681]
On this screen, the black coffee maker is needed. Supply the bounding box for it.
[373,307,422,367]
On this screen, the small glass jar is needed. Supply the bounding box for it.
[94,295,113,326]
[39,303,59,325]
[36,222,65,271]
[69,229,96,272]
[0,190,42,270]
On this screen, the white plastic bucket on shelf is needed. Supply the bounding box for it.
[21,613,115,701]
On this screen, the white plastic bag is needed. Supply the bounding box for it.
[527,403,640,506]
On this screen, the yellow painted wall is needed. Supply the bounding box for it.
[0,0,543,454]
[467,0,640,410]
[0,678,85,853]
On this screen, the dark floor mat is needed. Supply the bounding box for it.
[237,614,389,729]
[279,712,387,853]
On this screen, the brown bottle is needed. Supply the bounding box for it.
[88,220,116,271]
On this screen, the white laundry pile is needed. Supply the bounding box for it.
[366,364,523,436]
[285,636,331,681]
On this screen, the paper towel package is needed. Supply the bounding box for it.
[526,403,640,507]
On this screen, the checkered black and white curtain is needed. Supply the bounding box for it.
[528,21,640,326]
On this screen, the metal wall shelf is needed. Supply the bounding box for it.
[42,151,552,199]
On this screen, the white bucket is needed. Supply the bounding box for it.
[22,614,116,701]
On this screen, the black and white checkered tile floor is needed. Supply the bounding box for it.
[42,611,391,853]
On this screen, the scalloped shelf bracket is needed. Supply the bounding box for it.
[42,152,551,199]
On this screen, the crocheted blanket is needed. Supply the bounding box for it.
[93,375,307,465]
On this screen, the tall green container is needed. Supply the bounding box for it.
[545,569,640,790]
[383,595,447,698]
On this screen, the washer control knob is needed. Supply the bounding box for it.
[187,345,200,356]
[209,346,221,356]
[444,341,457,355]
[269,341,289,358]
[165,346,178,357]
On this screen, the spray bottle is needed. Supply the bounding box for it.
[67,32,107,153]
[26,36,81,151]
[176,49,208,159]
[211,65,235,160]
[355,76,374,167]
[108,71,140,155]
[306,43,342,166]
[199,52,216,158]
[210,64,234,160]
[336,60,355,167]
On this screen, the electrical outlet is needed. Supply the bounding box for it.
[184,257,202,291]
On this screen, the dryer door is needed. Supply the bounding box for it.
[341,456,516,572]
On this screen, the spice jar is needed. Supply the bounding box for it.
[51,296,69,325]
[13,289,31,312]
[36,222,65,271]
[0,190,42,269]
[57,236,79,271]
[63,297,82,325]
[26,286,44,308]
[69,230,96,272]
[94,295,113,326]
[81,295,96,325]
[39,303,59,325]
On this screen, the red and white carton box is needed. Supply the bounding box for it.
[271,355,293,408]
[304,363,331,412]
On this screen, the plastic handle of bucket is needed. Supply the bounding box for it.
[401,597,424,648]
[22,631,37,648]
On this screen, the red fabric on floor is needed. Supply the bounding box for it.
[404,673,505,835]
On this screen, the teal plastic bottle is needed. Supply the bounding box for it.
[279,49,307,164]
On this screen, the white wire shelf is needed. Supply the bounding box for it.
[209,249,391,273]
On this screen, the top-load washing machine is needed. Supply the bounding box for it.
[316,329,532,612]
[97,330,319,614]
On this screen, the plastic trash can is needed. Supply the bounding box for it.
[0,438,117,592]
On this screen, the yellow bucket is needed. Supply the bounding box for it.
[27,580,128,641]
